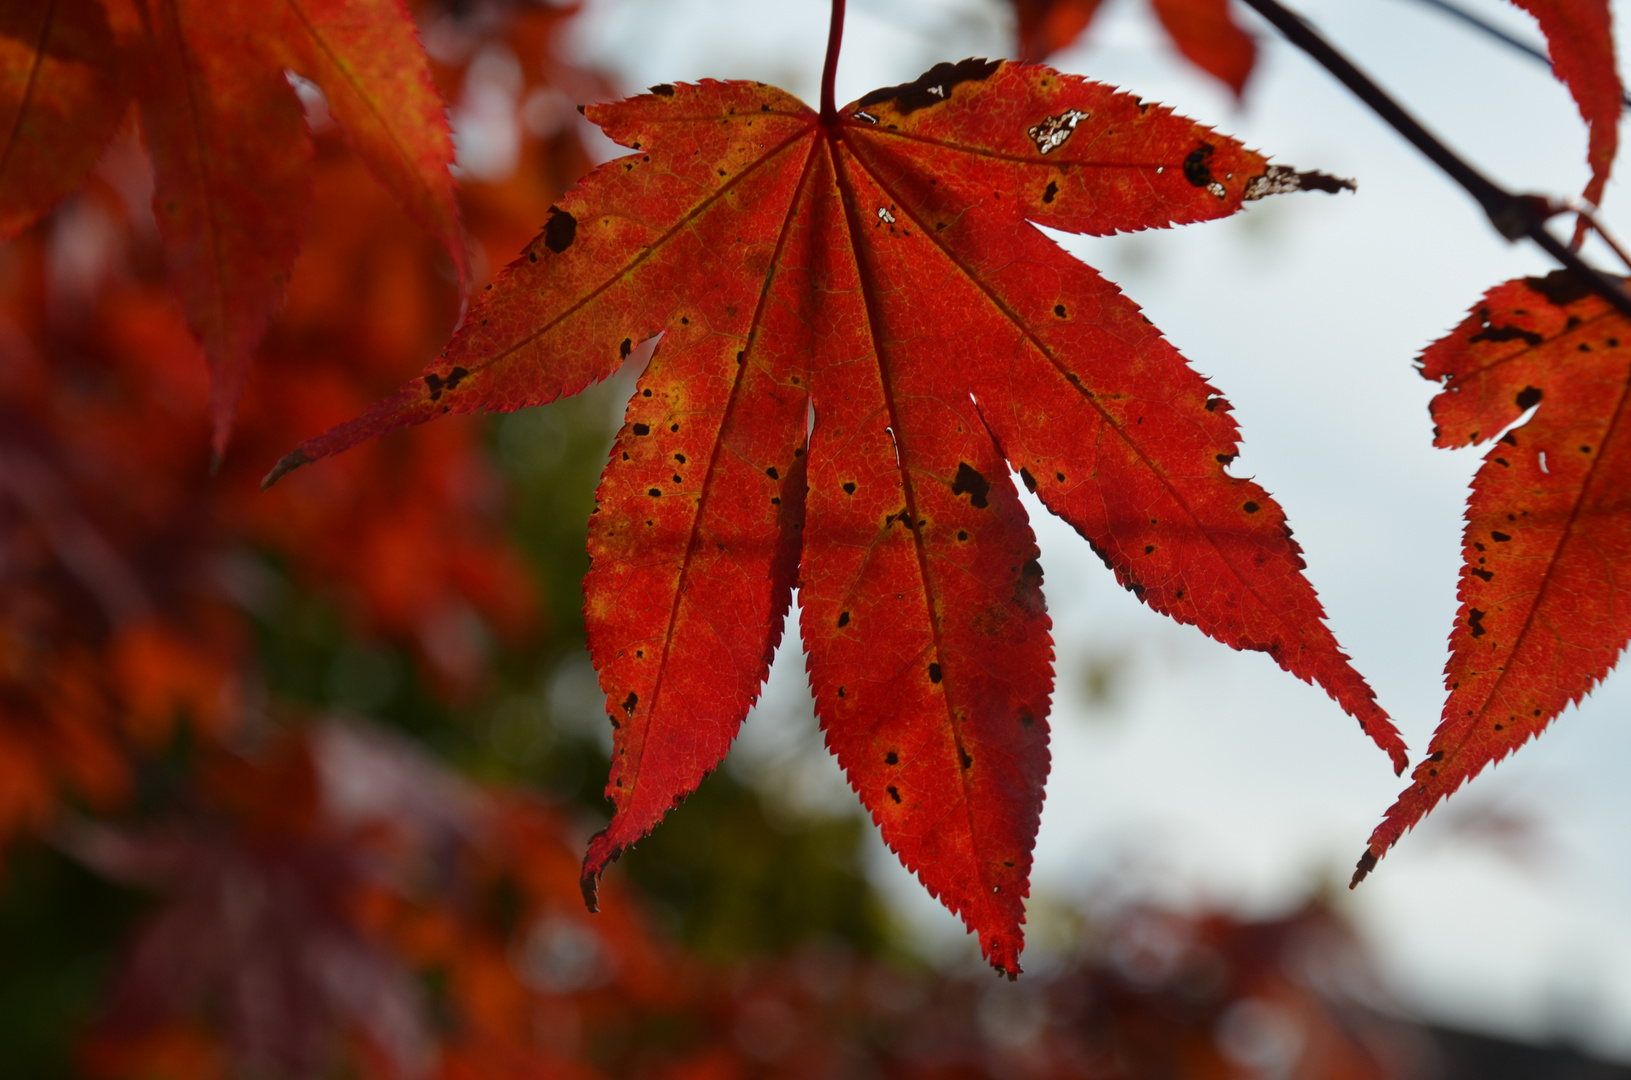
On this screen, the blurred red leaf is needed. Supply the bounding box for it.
[0,0,463,451]
[1012,0,1256,95]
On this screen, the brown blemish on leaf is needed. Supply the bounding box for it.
[544,207,577,253]
[951,462,991,508]
[857,58,1001,114]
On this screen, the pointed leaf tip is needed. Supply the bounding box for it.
[261,448,310,491]
[579,866,600,914]
[580,829,625,914]
[1349,848,1377,889]
[1243,165,1355,201]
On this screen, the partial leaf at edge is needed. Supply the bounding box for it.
[1358,272,1631,881]
[1508,0,1621,224]
[0,0,131,242]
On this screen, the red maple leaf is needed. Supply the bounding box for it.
[1507,0,1621,236]
[0,0,464,452]
[1012,0,1257,96]
[1356,271,1631,882]
[270,59,1402,974]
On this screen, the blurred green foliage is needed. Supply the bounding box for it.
[0,842,145,1079]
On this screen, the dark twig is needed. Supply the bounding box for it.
[1397,0,1631,109]
[1237,0,1631,323]
[820,0,846,127]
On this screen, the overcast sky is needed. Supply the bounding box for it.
[553,0,1631,1054]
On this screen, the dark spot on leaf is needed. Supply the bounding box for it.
[1019,710,1034,728]
[1054,304,1066,318]
[837,611,849,628]
[1491,531,1512,542]
[1582,445,1592,453]
[622,692,638,715]
[951,462,991,508]
[1205,397,1220,412]
[1145,545,1155,554]
[529,251,537,262]
[621,338,633,358]
[1469,323,1542,346]
[1515,386,1542,410]
[765,466,779,480]
[670,423,679,432]
[856,58,1001,114]
[1468,609,1487,638]
[544,207,577,253]
[675,453,686,463]
[957,530,968,541]
[1525,269,1593,307]
[648,488,661,497]
[843,482,856,494]
[1217,453,1235,464]
[885,751,898,764]
[650,83,675,96]
[632,423,650,436]
[959,748,973,769]
[1183,143,1215,187]
[887,786,901,803]
[642,389,652,397]
[1020,468,1037,492]
[1243,501,1260,514]
[837,686,845,698]
[928,663,942,683]
[1471,568,1493,581]
[1043,181,1058,204]
[1500,431,1519,446]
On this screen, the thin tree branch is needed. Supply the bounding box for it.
[1237,0,1631,323]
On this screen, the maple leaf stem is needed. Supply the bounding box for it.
[820,0,846,127]
[1239,0,1631,325]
